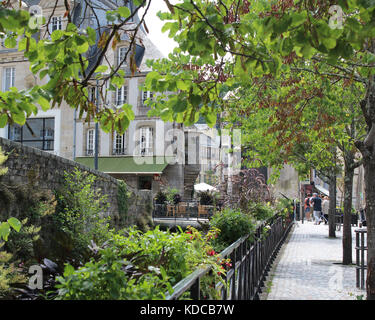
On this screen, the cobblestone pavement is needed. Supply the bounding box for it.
[261,221,366,300]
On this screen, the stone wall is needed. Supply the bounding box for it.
[0,137,152,226]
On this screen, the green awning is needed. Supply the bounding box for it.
[75,156,174,174]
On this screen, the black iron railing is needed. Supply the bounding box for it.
[165,214,294,300]
[355,228,367,290]
[153,202,217,220]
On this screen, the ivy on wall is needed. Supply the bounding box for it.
[117,180,130,226]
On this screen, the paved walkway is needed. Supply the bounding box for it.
[261,221,366,300]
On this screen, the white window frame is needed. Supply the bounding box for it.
[140,126,154,156]
[141,90,153,105]
[51,16,63,32]
[86,128,96,156]
[3,67,15,91]
[118,46,127,66]
[116,85,128,106]
[113,131,126,155]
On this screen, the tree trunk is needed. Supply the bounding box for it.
[328,173,336,238]
[343,165,354,265]
[365,158,375,299]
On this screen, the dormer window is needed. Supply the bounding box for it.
[51,16,62,32]
[118,46,128,66]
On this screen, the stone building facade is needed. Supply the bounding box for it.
[0,0,200,199]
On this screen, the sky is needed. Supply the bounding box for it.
[138,0,178,57]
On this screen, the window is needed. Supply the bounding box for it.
[86,129,96,156]
[141,90,153,106]
[8,118,55,151]
[3,67,15,91]
[51,16,62,32]
[118,47,127,66]
[116,86,128,106]
[139,126,153,156]
[139,176,152,190]
[89,86,96,103]
[113,131,126,155]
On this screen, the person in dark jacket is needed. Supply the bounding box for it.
[310,193,323,225]
[304,193,312,221]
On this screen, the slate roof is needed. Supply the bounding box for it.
[21,0,165,72]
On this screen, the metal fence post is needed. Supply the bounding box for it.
[355,228,367,290]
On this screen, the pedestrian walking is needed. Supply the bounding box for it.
[304,193,312,221]
[322,196,330,225]
[310,193,323,225]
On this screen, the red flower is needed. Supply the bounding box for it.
[207,250,216,256]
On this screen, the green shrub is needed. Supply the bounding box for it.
[275,198,293,218]
[165,188,180,204]
[55,226,226,300]
[210,208,256,252]
[52,169,111,265]
[0,247,27,299]
[154,191,167,204]
[117,180,130,227]
[5,218,40,264]
[247,202,275,221]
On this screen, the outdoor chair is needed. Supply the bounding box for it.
[176,202,187,217]
[166,205,175,217]
[198,205,210,218]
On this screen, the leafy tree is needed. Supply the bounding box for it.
[141,0,375,298]
[1,0,375,298]
[223,69,365,262]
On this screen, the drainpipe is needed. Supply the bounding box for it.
[73,108,77,160]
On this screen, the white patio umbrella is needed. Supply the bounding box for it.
[194,182,218,192]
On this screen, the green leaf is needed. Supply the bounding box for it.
[176,80,190,91]
[4,37,17,48]
[38,96,51,111]
[0,114,8,128]
[171,97,187,113]
[95,65,108,73]
[51,30,64,41]
[118,7,131,18]
[322,37,337,50]
[291,12,307,27]
[77,41,89,54]
[122,104,135,121]
[7,217,21,232]
[87,27,97,45]
[13,112,26,125]
[39,69,49,80]
[0,222,11,241]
